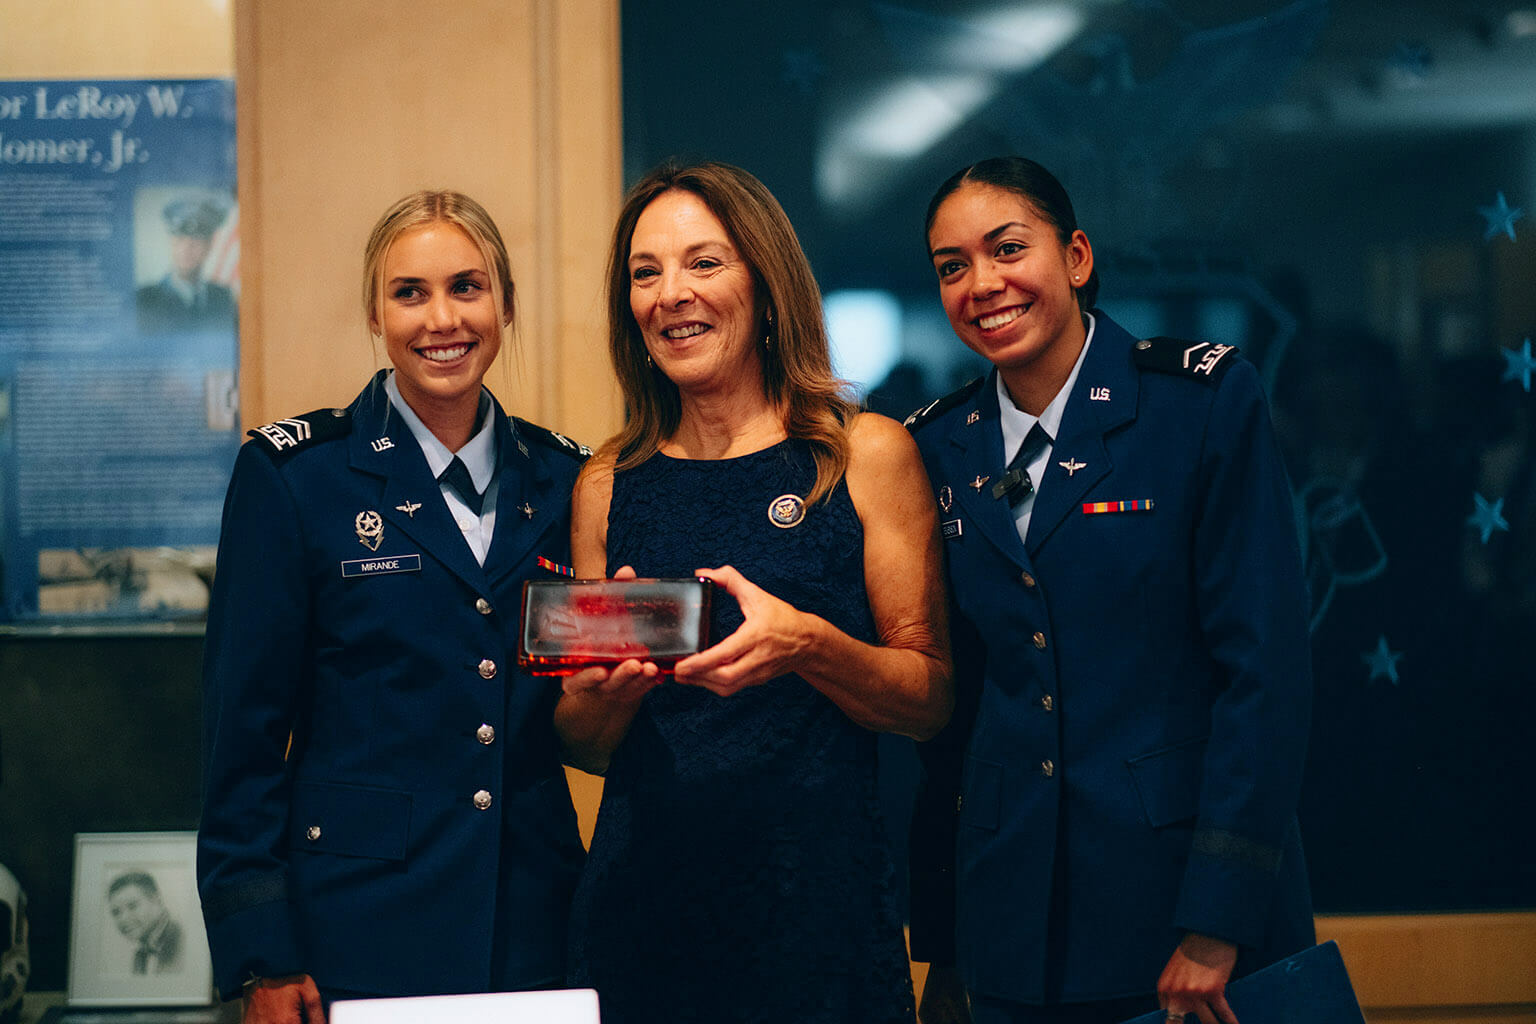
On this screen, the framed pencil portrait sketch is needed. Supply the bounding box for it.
[67,831,214,1006]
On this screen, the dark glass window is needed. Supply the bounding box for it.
[623,0,1536,913]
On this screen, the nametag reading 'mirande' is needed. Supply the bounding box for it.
[341,554,422,578]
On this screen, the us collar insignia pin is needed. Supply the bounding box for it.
[939,485,953,513]
[371,436,395,452]
[970,475,989,491]
[1059,458,1086,476]
[966,410,980,425]
[520,502,537,519]
[395,500,422,518]
[768,493,806,528]
[355,510,384,551]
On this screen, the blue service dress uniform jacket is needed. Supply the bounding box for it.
[197,371,588,1001]
[906,313,1314,1005]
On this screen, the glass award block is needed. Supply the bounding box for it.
[518,577,713,674]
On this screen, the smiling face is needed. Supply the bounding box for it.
[372,222,505,426]
[626,189,764,397]
[927,182,1093,413]
[108,882,163,942]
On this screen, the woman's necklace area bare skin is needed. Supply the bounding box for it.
[660,401,789,461]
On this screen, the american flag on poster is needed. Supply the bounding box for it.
[205,201,241,298]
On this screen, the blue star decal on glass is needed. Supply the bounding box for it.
[1466,493,1511,544]
[1361,635,1402,685]
[1502,338,1535,393]
[1478,190,1524,242]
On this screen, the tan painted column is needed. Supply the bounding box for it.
[235,0,623,448]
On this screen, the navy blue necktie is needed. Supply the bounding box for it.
[992,423,1051,507]
[438,456,484,515]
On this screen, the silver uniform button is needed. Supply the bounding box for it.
[475,597,492,615]
[478,658,497,679]
[305,825,321,841]
[473,789,493,810]
[1032,631,1047,650]
[1041,760,1055,778]
[476,723,496,745]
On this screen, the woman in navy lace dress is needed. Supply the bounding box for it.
[555,161,953,1023]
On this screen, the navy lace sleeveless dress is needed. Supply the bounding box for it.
[567,440,915,1024]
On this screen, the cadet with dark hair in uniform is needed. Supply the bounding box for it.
[136,196,237,333]
[197,190,589,1024]
[906,157,1314,1024]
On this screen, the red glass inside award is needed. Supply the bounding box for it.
[518,577,714,674]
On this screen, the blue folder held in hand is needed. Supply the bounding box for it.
[1117,941,1366,1024]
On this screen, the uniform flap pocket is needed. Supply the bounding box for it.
[1126,736,1207,828]
[959,756,1003,831]
[290,780,411,861]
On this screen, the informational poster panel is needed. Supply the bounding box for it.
[0,79,238,625]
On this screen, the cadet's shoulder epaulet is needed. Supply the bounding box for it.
[516,418,592,460]
[903,376,986,432]
[1132,336,1242,385]
[247,407,353,460]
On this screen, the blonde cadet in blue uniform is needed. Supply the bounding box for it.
[905,158,1313,1024]
[197,191,589,1024]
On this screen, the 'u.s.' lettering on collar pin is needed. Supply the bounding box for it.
[1082,499,1155,515]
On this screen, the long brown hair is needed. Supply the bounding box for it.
[603,160,856,504]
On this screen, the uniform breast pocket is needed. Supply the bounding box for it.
[1125,736,1207,829]
[959,756,1003,832]
[289,780,412,861]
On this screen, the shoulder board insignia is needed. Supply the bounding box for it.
[1133,337,1242,384]
[903,376,986,432]
[248,408,352,459]
[516,418,592,460]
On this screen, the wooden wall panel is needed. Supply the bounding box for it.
[1319,913,1536,1023]
[235,0,622,447]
